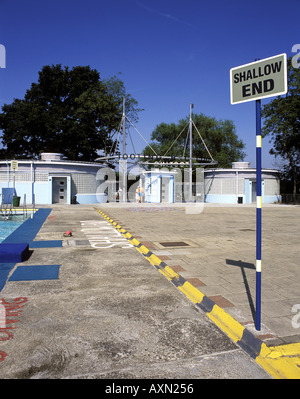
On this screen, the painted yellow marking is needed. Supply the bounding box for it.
[178,281,205,304]
[208,305,245,344]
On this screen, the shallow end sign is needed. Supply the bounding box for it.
[230,53,287,104]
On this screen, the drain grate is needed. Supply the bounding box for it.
[159,241,190,247]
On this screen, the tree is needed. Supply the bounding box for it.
[262,58,300,201]
[0,65,141,161]
[103,73,143,124]
[143,113,246,168]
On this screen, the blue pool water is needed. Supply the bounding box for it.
[0,216,28,242]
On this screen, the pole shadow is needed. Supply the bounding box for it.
[226,259,256,322]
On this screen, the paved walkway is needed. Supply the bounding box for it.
[97,202,300,378]
[99,203,300,347]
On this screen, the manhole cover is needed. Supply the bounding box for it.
[159,241,190,247]
[154,240,198,249]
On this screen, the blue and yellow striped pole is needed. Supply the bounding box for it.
[256,99,262,331]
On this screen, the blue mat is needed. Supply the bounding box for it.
[30,240,62,248]
[9,264,60,281]
[0,209,63,292]
[0,243,29,263]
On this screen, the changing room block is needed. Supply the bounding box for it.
[0,243,29,263]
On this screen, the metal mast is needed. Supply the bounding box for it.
[121,97,127,202]
[189,103,193,202]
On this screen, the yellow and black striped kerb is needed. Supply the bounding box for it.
[95,208,300,379]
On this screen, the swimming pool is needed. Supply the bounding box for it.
[0,216,29,242]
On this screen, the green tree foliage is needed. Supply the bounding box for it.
[103,73,143,124]
[143,113,246,168]
[0,65,140,161]
[262,58,300,198]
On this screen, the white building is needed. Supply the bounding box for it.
[205,162,281,204]
[0,155,281,205]
[0,153,106,205]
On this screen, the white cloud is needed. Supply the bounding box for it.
[135,1,197,29]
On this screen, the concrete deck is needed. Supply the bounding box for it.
[0,204,273,379]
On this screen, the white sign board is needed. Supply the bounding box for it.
[11,160,18,171]
[230,54,287,104]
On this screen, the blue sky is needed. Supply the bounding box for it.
[0,0,299,168]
